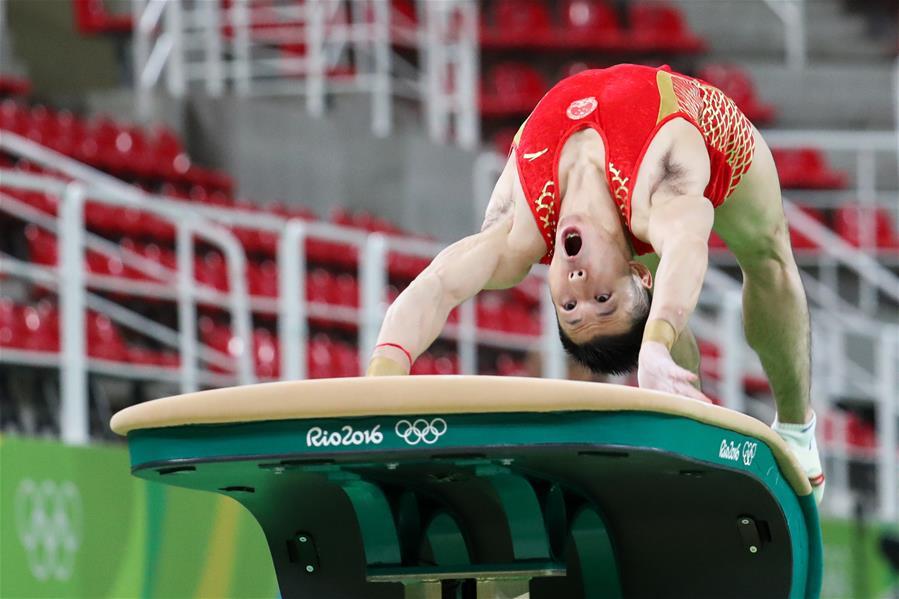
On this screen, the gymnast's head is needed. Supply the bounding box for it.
[547,215,653,375]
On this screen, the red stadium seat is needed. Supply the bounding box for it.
[124,345,159,366]
[253,328,280,379]
[496,352,529,377]
[148,126,193,182]
[846,413,877,449]
[0,299,22,348]
[86,312,128,361]
[18,190,58,215]
[433,354,459,375]
[333,341,360,377]
[307,268,337,304]
[195,252,229,292]
[772,148,847,189]
[72,0,133,35]
[480,63,547,117]
[835,204,899,251]
[0,99,28,133]
[21,303,60,352]
[0,75,31,97]
[388,252,430,280]
[334,273,359,307]
[560,0,624,48]
[248,260,279,298]
[698,64,776,124]
[483,0,554,47]
[411,352,435,375]
[84,200,117,233]
[308,333,336,378]
[25,225,58,266]
[628,3,705,53]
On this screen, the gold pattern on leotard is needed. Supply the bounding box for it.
[535,180,558,254]
[607,162,632,220]
[670,74,756,198]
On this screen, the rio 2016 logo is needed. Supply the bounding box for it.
[14,478,83,582]
[719,439,758,467]
[306,425,384,447]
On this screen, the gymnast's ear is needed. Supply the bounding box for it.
[629,261,653,290]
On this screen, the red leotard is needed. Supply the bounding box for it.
[511,64,756,263]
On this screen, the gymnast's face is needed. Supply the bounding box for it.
[548,218,652,344]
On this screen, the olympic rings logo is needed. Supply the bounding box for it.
[742,442,758,466]
[394,418,448,446]
[14,478,83,582]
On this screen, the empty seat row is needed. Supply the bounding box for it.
[0,101,232,192]
[0,300,179,366]
[481,0,705,54]
[199,317,362,379]
[2,297,531,380]
[1,162,433,275]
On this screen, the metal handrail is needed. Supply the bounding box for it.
[0,133,256,443]
[760,0,806,70]
[131,0,477,146]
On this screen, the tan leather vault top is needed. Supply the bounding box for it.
[109,376,811,497]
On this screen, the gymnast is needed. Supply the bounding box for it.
[365,64,824,502]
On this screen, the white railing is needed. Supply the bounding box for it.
[0,133,256,444]
[132,0,479,147]
[760,0,807,69]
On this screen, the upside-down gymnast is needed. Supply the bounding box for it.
[366,63,824,502]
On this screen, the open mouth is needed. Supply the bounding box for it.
[563,229,582,257]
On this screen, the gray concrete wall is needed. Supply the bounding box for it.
[186,94,480,242]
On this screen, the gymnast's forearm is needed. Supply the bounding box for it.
[371,272,458,372]
[646,236,709,338]
[367,229,508,375]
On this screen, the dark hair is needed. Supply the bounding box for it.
[557,287,652,376]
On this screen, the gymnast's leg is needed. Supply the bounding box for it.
[713,130,811,425]
[712,129,824,499]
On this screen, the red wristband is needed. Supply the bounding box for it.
[375,343,413,368]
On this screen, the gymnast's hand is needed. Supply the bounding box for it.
[366,355,410,376]
[637,342,711,403]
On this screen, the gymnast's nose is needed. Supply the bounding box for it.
[568,269,586,282]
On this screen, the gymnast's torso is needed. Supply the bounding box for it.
[488,64,757,262]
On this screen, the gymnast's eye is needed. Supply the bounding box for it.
[563,301,576,311]
[596,294,611,303]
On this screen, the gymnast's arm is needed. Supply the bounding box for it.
[637,138,714,399]
[635,253,702,381]
[367,157,543,375]
[644,195,714,340]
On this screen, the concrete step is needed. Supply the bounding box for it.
[673,0,892,64]
[743,61,897,129]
